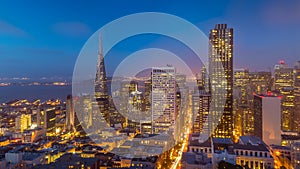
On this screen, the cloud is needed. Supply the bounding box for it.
[0,21,28,37]
[52,22,92,37]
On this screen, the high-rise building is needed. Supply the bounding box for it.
[95,34,110,126]
[151,66,176,134]
[65,95,75,132]
[250,71,272,94]
[196,67,207,90]
[294,61,300,133]
[127,83,145,131]
[234,69,250,105]
[144,79,152,112]
[253,94,281,145]
[281,87,296,132]
[44,108,56,135]
[209,24,233,139]
[274,61,294,91]
[15,114,31,132]
[192,90,210,134]
[274,61,296,132]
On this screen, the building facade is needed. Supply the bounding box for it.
[209,23,233,139]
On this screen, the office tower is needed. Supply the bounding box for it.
[233,69,252,139]
[129,83,143,111]
[294,61,300,133]
[274,61,294,91]
[192,90,210,134]
[274,61,296,132]
[237,106,254,136]
[94,34,110,126]
[175,74,189,142]
[196,67,207,90]
[234,69,250,105]
[281,87,296,132]
[209,24,233,139]
[37,107,44,128]
[45,108,56,135]
[65,95,75,132]
[144,79,152,112]
[250,71,272,94]
[127,83,144,130]
[151,66,176,134]
[15,114,31,132]
[253,94,281,145]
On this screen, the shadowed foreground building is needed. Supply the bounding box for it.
[32,153,100,169]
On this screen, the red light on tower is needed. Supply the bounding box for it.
[279,60,285,65]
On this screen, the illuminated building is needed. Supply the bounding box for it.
[65,95,75,132]
[44,108,56,135]
[192,90,210,135]
[281,132,300,147]
[291,142,300,168]
[234,69,250,105]
[127,83,145,131]
[294,61,300,133]
[250,71,272,94]
[236,106,254,137]
[235,136,274,169]
[0,137,9,147]
[94,34,110,126]
[253,94,281,145]
[151,66,176,134]
[274,61,296,132]
[15,114,31,132]
[196,66,208,90]
[274,61,294,91]
[280,87,296,132]
[209,24,233,139]
[233,69,252,139]
[36,108,44,128]
[144,79,152,112]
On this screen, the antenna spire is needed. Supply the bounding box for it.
[99,33,103,55]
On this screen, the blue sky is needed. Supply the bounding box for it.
[0,0,299,78]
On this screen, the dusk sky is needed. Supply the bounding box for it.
[0,0,300,78]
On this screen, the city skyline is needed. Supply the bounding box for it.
[1,2,300,169]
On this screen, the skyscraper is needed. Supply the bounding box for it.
[209,24,233,139]
[274,61,295,132]
[294,61,300,133]
[274,61,294,91]
[95,34,110,126]
[253,94,281,145]
[15,114,31,132]
[192,90,210,134]
[95,35,109,100]
[234,69,250,105]
[65,95,75,132]
[151,66,176,134]
[250,71,272,94]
